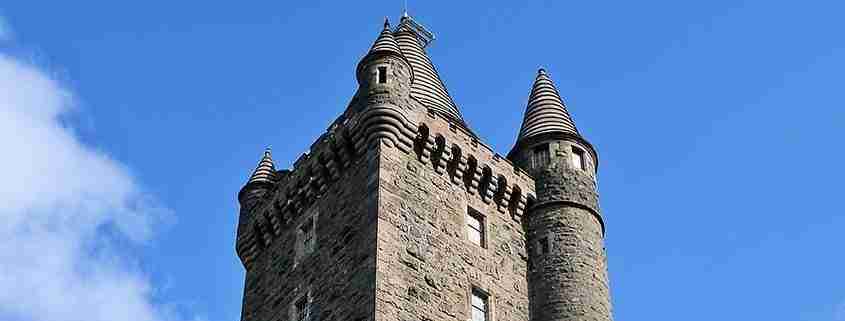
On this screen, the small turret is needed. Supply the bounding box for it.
[238,147,277,208]
[354,18,413,107]
[509,69,612,321]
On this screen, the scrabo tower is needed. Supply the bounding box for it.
[236,16,612,321]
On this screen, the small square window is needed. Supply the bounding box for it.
[377,66,387,84]
[571,146,585,170]
[532,144,550,169]
[466,208,485,248]
[471,288,489,321]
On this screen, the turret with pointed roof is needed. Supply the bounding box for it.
[509,68,612,321]
[248,148,276,184]
[356,18,408,83]
[517,68,579,141]
[238,148,277,207]
[508,68,597,166]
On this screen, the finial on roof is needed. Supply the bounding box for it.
[515,68,580,143]
[384,17,391,29]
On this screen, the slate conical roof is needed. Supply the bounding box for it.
[517,69,580,142]
[247,148,276,185]
[394,17,465,125]
[368,18,403,55]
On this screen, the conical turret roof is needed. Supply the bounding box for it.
[247,148,276,185]
[516,69,579,142]
[368,18,403,56]
[394,17,465,125]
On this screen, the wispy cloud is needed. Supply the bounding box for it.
[0,32,197,321]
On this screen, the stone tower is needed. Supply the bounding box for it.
[507,70,611,321]
[236,16,612,321]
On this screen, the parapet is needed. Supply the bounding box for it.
[236,102,537,269]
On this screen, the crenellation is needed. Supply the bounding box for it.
[432,135,449,174]
[403,117,536,226]
[479,166,495,204]
[415,124,433,164]
[464,156,480,195]
[496,175,511,213]
[413,108,536,193]
[448,145,465,185]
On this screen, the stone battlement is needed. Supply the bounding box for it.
[237,101,537,269]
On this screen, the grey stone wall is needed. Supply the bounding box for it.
[523,141,611,321]
[238,147,380,321]
[376,137,531,321]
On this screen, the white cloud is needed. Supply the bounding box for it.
[0,52,193,320]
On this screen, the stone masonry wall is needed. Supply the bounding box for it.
[525,145,611,321]
[375,134,531,321]
[239,146,380,321]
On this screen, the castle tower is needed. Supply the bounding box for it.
[508,69,612,321]
[235,17,613,321]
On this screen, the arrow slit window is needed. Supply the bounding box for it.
[377,66,387,84]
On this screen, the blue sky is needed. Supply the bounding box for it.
[0,1,843,321]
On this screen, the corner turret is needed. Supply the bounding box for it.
[509,69,613,321]
[238,147,277,208]
[354,18,413,107]
[507,68,597,174]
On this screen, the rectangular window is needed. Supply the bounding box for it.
[471,288,489,321]
[466,208,485,248]
[301,217,315,255]
[293,294,311,321]
[532,144,550,169]
[539,237,549,254]
[377,66,387,84]
[295,215,316,267]
[571,146,585,170]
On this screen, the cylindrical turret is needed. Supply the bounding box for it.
[509,69,612,321]
[354,19,413,107]
[525,139,610,321]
